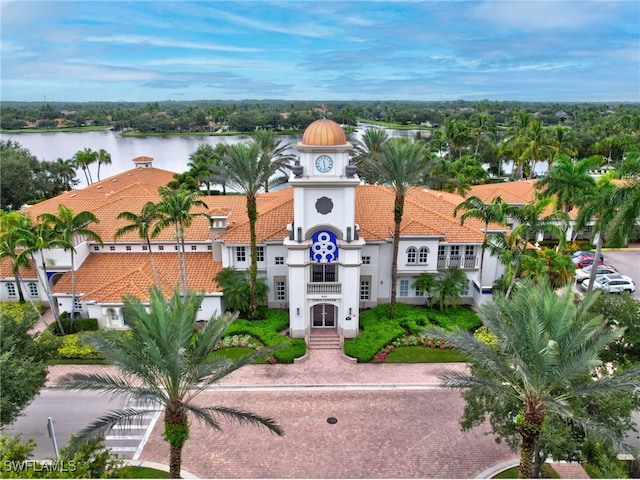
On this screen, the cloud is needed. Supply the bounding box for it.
[86,35,262,53]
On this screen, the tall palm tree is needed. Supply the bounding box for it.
[38,205,103,326]
[577,178,640,292]
[115,202,162,288]
[15,220,73,334]
[0,211,32,303]
[154,187,208,296]
[351,128,389,184]
[469,112,497,156]
[222,141,279,319]
[366,137,432,318]
[252,129,295,192]
[95,149,112,182]
[536,155,597,213]
[504,111,533,179]
[187,144,218,195]
[57,286,284,478]
[430,280,639,478]
[547,126,577,166]
[73,148,97,185]
[607,178,640,246]
[506,197,569,296]
[453,195,511,289]
[519,120,550,179]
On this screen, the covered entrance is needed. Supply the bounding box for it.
[312,303,336,328]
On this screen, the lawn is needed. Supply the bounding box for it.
[117,465,170,478]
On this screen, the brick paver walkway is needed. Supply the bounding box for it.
[46,347,589,478]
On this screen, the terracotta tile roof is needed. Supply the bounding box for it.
[355,186,493,243]
[468,180,538,205]
[468,180,581,219]
[50,253,222,303]
[21,165,500,250]
[0,257,38,278]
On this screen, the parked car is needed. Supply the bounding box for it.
[575,265,618,282]
[581,274,636,293]
[570,250,604,261]
[572,255,604,269]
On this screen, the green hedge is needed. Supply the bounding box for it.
[223,309,306,363]
[47,317,99,335]
[0,302,45,319]
[344,304,481,363]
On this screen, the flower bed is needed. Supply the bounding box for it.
[372,334,452,362]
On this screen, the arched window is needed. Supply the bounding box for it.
[418,247,429,264]
[406,247,417,264]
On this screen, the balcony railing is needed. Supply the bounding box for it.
[437,255,478,270]
[307,283,342,295]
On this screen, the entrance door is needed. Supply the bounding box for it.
[312,304,336,328]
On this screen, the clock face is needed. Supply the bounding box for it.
[315,155,333,173]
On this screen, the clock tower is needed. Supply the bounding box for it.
[285,118,363,339]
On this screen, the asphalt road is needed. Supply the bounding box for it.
[6,390,149,460]
[599,248,640,299]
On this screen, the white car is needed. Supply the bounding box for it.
[575,265,618,283]
[581,274,636,293]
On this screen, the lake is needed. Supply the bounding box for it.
[0,130,297,187]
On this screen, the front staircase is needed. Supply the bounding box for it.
[308,328,341,350]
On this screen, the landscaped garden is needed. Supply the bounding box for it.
[10,301,481,365]
[344,303,482,363]
[29,305,306,364]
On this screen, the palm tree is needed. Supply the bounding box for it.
[95,149,112,182]
[453,195,511,289]
[252,129,295,192]
[15,220,73,334]
[547,126,577,166]
[536,155,597,213]
[57,286,284,478]
[507,197,569,296]
[73,148,97,185]
[350,128,389,184]
[38,205,103,326]
[187,144,219,195]
[519,120,550,179]
[115,202,162,288]
[222,141,279,319]
[432,267,468,311]
[504,111,533,179]
[430,280,639,478]
[0,211,33,303]
[469,112,497,156]
[577,178,640,292]
[366,137,432,318]
[607,178,640,246]
[154,187,208,296]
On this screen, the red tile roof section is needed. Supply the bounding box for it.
[50,253,222,302]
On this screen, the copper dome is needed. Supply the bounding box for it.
[301,119,347,146]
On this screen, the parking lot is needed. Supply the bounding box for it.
[588,247,640,299]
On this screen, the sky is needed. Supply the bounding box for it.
[1,1,639,103]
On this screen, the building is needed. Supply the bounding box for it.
[2,119,507,338]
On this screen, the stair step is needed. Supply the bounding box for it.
[308,335,341,350]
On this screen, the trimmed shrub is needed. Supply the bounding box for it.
[0,302,44,319]
[344,303,482,363]
[33,329,63,360]
[56,333,105,360]
[424,307,482,331]
[47,317,99,335]
[222,309,305,363]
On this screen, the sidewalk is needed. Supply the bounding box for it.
[46,348,469,389]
